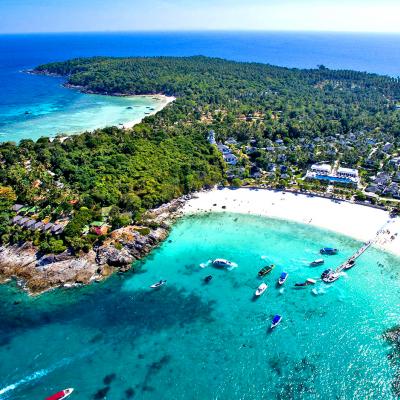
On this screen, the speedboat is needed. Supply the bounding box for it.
[310,259,324,266]
[294,278,316,287]
[321,269,340,283]
[46,388,74,400]
[344,259,356,270]
[258,264,275,277]
[212,259,234,268]
[270,315,282,329]
[255,282,268,296]
[204,275,213,283]
[278,272,288,285]
[150,280,167,288]
[320,248,338,255]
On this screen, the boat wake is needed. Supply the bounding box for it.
[226,262,238,271]
[0,354,81,399]
[199,260,212,269]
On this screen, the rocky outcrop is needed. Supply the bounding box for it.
[0,194,188,295]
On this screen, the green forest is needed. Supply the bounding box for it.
[1,56,400,253]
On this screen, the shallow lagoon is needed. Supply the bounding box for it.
[0,212,399,399]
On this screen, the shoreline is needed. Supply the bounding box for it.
[181,187,400,258]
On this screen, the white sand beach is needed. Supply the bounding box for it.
[182,188,400,257]
[122,94,175,129]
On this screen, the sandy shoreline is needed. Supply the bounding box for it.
[122,94,176,129]
[181,188,400,257]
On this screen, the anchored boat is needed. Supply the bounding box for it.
[255,282,268,297]
[270,315,282,329]
[310,259,324,266]
[344,259,356,270]
[204,275,213,283]
[320,247,338,255]
[212,259,234,268]
[46,388,74,400]
[258,264,275,277]
[278,272,288,285]
[321,269,340,283]
[294,278,316,287]
[150,280,167,288]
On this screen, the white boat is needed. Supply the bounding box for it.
[255,282,268,296]
[278,272,288,285]
[212,258,234,268]
[46,388,74,400]
[270,315,282,329]
[150,280,167,288]
[310,259,324,266]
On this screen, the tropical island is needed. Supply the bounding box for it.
[1,56,400,294]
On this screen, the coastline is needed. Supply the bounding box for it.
[121,94,176,129]
[181,187,400,257]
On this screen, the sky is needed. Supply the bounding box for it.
[1,0,400,34]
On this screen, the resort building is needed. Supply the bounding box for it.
[310,164,332,176]
[306,164,359,186]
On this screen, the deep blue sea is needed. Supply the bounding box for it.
[0,32,400,141]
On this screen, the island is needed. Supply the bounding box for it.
[1,56,400,294]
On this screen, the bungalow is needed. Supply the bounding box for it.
[217,144,231,154]
[12,215,22,224]
[51,224,64,234]
[17,217,29,226]
[11,204,24,213]
[24,219,36,229]
[42,223,54,232]
[32,221,44,231]
[92,225,110,235]
[223,153,238,166]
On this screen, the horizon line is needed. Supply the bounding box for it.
[1,29,400,36]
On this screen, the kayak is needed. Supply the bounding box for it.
[46,388,74,400]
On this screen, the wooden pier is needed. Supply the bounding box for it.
[322,220,392,282]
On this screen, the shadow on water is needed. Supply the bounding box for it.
[0,281,216,348]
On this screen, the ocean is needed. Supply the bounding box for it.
[0,213,399,399]
[1,32,400,399]
[0,32,400,142]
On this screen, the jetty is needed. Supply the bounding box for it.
[322,220,392,283]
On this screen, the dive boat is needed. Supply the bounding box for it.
[212,259,234,268]
[204,275,213,283]
[258,264,275,277]
[294,278,316,287]
[321,269,340,283]
[150,280,167,288]
[344,259,356,270]
[310,259,324,266]
[46,388,74,400]
[278,272,288,285]
[255,282,268,297]
[270,315,282,329]
[320,248,338,255]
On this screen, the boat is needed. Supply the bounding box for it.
[204,275,213,283]
[278,272,288,285]
[294,278,316,287]
[212,259,234,268]
[150,280,167,288]
[255,282,268,296]
[270,315,282,329]
[320,247,338,255]
[46,388,74,400]
[258,264,275,277]
[321,269,340,283]
[344,259,356,270]
[310,259,324,266]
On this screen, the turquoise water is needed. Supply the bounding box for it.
[0,212,399,399]
[0,81,162,143]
